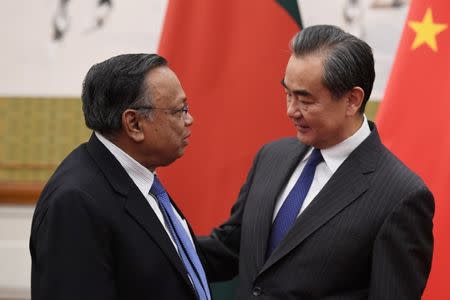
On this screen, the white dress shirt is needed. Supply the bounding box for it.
[272,116,371,221]
[95,132,194,252]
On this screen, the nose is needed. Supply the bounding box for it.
[184,112,194,126]
[287,99,301,119]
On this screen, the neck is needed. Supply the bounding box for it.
[104,132,156,172]
[347,114,365,137]
[331,114,365,148]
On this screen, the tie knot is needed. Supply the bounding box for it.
[308,148,323,166]
[150,176,166,196]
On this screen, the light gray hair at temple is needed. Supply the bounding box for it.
[290,25,375,113]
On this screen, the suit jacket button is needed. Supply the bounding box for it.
[252,286,263,296]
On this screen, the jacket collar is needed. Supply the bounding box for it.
[259,122,381,274]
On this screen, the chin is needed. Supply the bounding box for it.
[161,156,181,167]
[296,133,312,146]
[176,149,185,158]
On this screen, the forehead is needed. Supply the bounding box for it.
[284,54,325,89]
[145,66,186,105]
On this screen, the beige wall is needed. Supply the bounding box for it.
[0,205,33,300]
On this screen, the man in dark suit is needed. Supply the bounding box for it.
[199,25,434,299]
[30,54,211,300]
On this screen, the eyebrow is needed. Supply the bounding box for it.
[177,97,188,106]
[280,79,312,97]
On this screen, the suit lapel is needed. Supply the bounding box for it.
[251,141,310,271]
[260,125,380,275]
[86,133,194,292]
[124,189,195,289]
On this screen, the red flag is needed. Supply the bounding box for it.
[158,1,300,234]
[376,1,449,298]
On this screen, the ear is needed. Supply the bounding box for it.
[122,109,145,142]
[345,87,364,116]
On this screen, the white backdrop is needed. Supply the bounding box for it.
[0,0,408,99]
[0,0,168,97]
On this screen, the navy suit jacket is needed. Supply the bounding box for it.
[30,134,202,300]
[199,122,434,300]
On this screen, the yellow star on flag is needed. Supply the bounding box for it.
[408,8,447,52]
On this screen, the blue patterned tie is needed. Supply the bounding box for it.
[267,148,324,258]
[150,176,211,300]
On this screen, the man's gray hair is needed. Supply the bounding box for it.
[290,25,375,113]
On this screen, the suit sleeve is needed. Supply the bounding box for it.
[197,146,264,282]
[31,188,116,300]
[369,187,434,300]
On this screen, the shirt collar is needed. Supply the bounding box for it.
[95,132,155,195]
[303,115,371,173]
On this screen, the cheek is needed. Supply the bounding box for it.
[168,123,185,140]
[305,113,336,135]
[302,110,323,128]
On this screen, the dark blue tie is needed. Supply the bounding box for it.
[150,176,211,300]
[267,148,324,258]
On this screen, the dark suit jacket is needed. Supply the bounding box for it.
[199,122,434,300]
[30,134,202,300]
